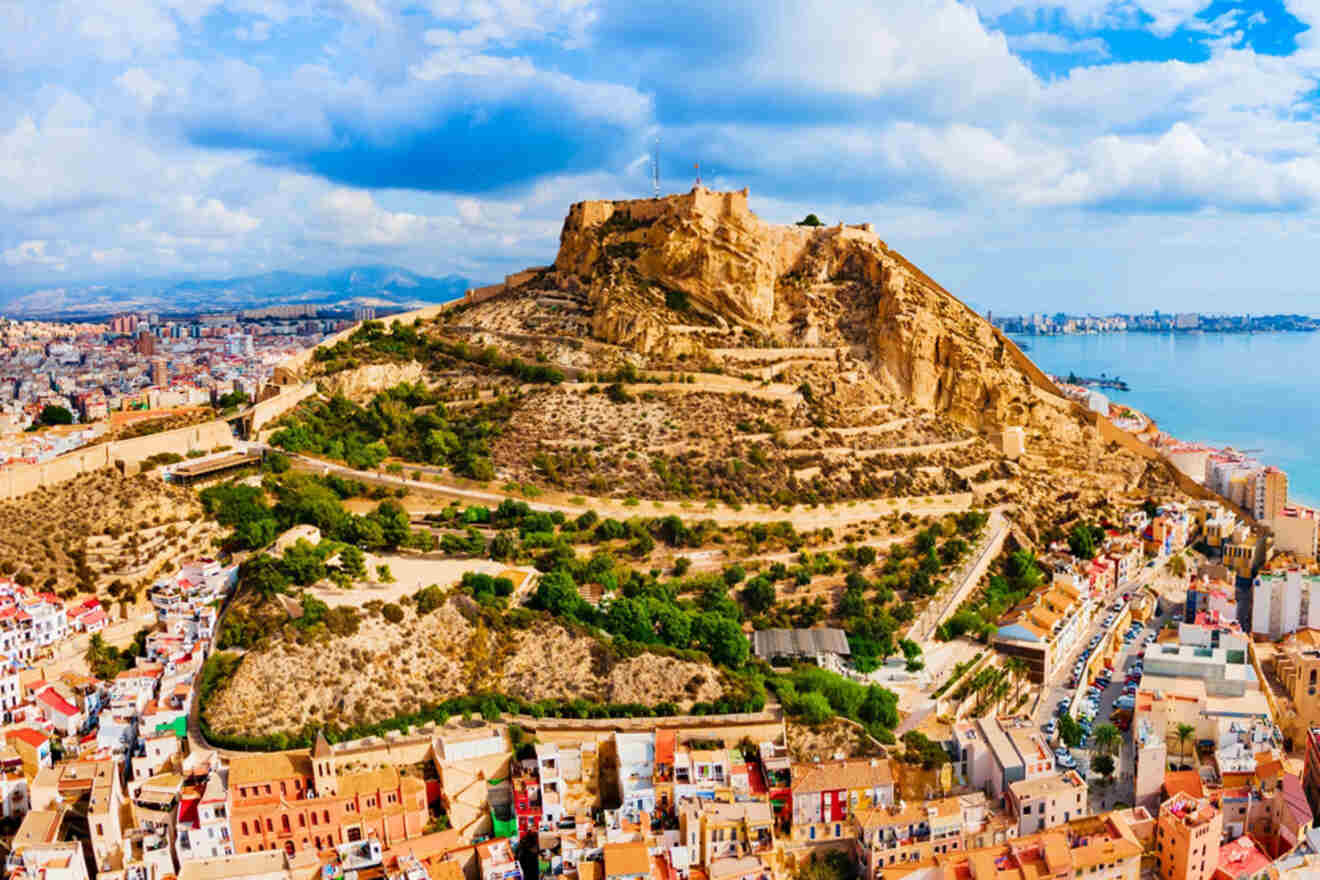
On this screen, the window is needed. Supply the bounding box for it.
[241,822,249,835]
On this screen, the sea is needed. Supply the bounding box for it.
[1006,331,1320,507]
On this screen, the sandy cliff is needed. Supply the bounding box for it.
[542,186,1071,435]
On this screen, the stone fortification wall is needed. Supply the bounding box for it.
[248,383,318,433]
[0,383,316,500]
[0,419,237,499]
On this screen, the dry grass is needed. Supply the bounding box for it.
[0,469,210,600]
[203,597,726,738]
[786,718,885,762]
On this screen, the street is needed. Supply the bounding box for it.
[1030,560,1174,811]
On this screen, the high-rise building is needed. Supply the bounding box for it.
[353,306,377,321]
[1156,792,1221,880]
[136,330,155,356]
[1255,466,1288,521]
[150,358,167,386]
[109,313,138,335]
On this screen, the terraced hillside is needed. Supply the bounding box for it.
[283,187,1179,539]
[198,188,1189,749]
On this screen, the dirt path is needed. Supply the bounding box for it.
[284,449,979,531]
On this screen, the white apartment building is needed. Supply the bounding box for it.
[614,732,656,821]
[1252,570,1320,640]
[177,769,234,862]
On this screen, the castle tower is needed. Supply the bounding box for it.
[312,730,337,796]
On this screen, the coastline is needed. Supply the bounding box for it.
[1010,331,1317,512]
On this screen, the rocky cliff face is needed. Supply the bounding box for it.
[546,186,1076,435]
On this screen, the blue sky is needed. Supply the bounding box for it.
[5,0,1320,313]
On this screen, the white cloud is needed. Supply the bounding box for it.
[116,68,167,106]
[410,51,537,79]
[172,195,262,236]
[312,188,432,246]
[1007,31,1109,56]
[3,240,64,269]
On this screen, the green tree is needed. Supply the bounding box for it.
[239,554,290,602]
[693,612,748,667]
[1093,723,1121,759]
[798,692,833,724]
[338,544,366,579]
[36,405,74,426]
[1058,713,1083,748]
[899,639,923,673]
[1068,522,1105,560]
[1175,723,1195,763]
[1091,753,1116,782]
[1005,657,1029,703]
[741,576,776,614]
[796,214,824,227]
[606,597,653,643]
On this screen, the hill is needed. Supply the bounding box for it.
[0,265,474,317]
[198,187,1188,747]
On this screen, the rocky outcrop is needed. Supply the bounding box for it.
[546,186,1074,434]
[318,361,427,398]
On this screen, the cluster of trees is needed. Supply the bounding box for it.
[33,404,74,428]
[201,474,434,555]
[86,630,149,679]
[269,382,510,479]
[1067,521,1108,560]
[899,730,950,769]
[938,548,1044,641]
[533,565,750,669]
[430,500,799,570]
[313,320,565,385]
[768,665,899,739]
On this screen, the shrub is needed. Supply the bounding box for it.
[381,603,405,624]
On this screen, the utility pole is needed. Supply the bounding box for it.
[652,138,660,198]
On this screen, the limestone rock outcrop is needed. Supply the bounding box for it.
[317,360,426,397]
[545,186,1074,434]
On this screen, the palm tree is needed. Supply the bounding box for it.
[1006,657,1029,703]
[1093,723,1121,759]
[1175,723,1195,765]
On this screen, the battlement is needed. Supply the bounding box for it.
[567,185,752,231]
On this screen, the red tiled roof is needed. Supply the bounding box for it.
[1163,771,1203,800]
[6,727,47,748]
[37,688,77,717]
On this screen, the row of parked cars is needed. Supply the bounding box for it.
[1050,594,1165,769]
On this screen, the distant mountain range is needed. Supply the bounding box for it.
[0,266,479,318]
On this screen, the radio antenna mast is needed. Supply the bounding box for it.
[652,138,660,198]
[694,161,701,186]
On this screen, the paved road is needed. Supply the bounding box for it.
[1031,563,1173,796]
